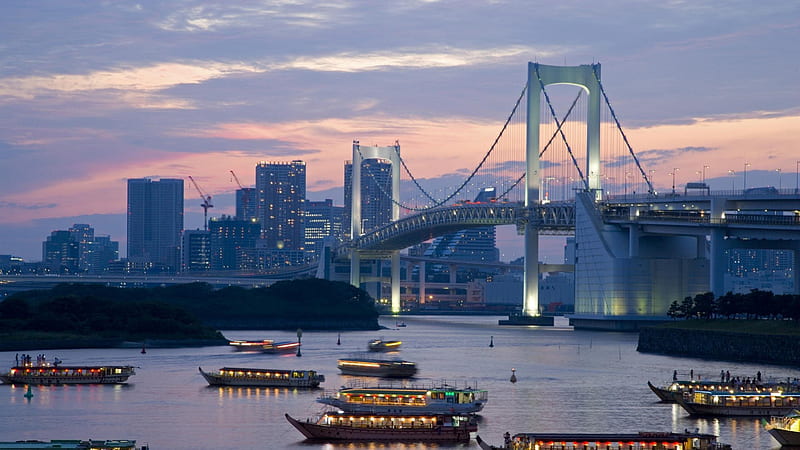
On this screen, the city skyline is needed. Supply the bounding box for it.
[1,2,799,262]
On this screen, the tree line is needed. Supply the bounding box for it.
[667,289,800,320]
[0,278,380,339]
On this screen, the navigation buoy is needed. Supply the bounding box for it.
[510,368,517,383]
[141,343,146,354]
[24,385,33,399]
[337,333,341,345]
[489,336,494,348]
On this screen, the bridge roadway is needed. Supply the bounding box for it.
[350,191,800,253]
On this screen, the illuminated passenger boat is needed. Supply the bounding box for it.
[0,364,135,385]
[318,384,488,414]
[647,379,781,403]
[764,410,800,446]
[198,367,324,388]
[0,440,147,449]
[228,339,300,353]
[676,390,800,416]
[367,339,402,352]
[476,431,731,450]
[285,411,476,442]
[337,357,418,378]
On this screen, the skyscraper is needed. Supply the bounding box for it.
[255,160,306,254]
[127,178,184,273]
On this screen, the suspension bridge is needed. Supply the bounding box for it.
[332,62,800,326]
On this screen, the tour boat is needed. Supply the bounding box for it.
[764,410,800,446]
[228,339,300,353]
[675,390,800,416]
[476,431,731,450]
[337,356,418,378]
[318,384,488,414]
[367,339,402,352]
[285,411,476,442]
[647,379,780,403]
[0,440,147,449]
[198,367,324,388]
[0,364,136,385]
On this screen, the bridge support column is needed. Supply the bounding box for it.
[628,225,640,257]
[418,261,426,305]
[523,223,540,316]
[709,229,727,297]
[349,250,361,289]
[791,241,800,295]
[391,251,400,313]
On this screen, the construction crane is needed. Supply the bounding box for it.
[229,170,250,219]
[188,176,213,231]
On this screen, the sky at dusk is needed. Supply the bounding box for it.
[1,1,799,263]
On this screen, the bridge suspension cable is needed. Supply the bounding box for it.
[359,82,530,212]
[592,66,655,195]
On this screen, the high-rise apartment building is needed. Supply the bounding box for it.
[182,229,211,272]
[255,161,306,254]
[344,158,393,237]
[42,230,80,272]
[208,216,261,270]
[305,199,344,257]
[127,178,184,273]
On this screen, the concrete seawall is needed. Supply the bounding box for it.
[637,327,800,366]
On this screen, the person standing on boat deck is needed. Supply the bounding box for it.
[690,369,693,380]
[757,371,762,382]
[720,370,725,382]
[726,370,730,382]
[673,370,677,381]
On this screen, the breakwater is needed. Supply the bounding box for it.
[637,326,800,366]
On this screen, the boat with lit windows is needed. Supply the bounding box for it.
[0,363,135,385]
[285,411,476,442]
[367,339,402,352]
[647,378,782,403]
[198,366,324,388]
[0,440,147,449]
[764,410,800,446]
[337,356,418,378]
[228,339,300,353]
[675,390,800,416]
[476,431,731,450]
[318,383,488,414]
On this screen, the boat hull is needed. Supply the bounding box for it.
[198,367,323,388]
[647,381,680,403]
[285,414,474,442]
[676,398,797,417]
[337,366,418,378]
[767,427,800,446]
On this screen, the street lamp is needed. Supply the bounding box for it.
[669,168,679,195]
[648,169,656,195]
[703,165,709,185]
[728,170,736,192]
[796,161,799,194]
[743,162,751,190]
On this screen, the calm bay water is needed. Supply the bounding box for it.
[0,315,791,449]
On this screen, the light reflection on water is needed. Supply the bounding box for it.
[0,315,788,449]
